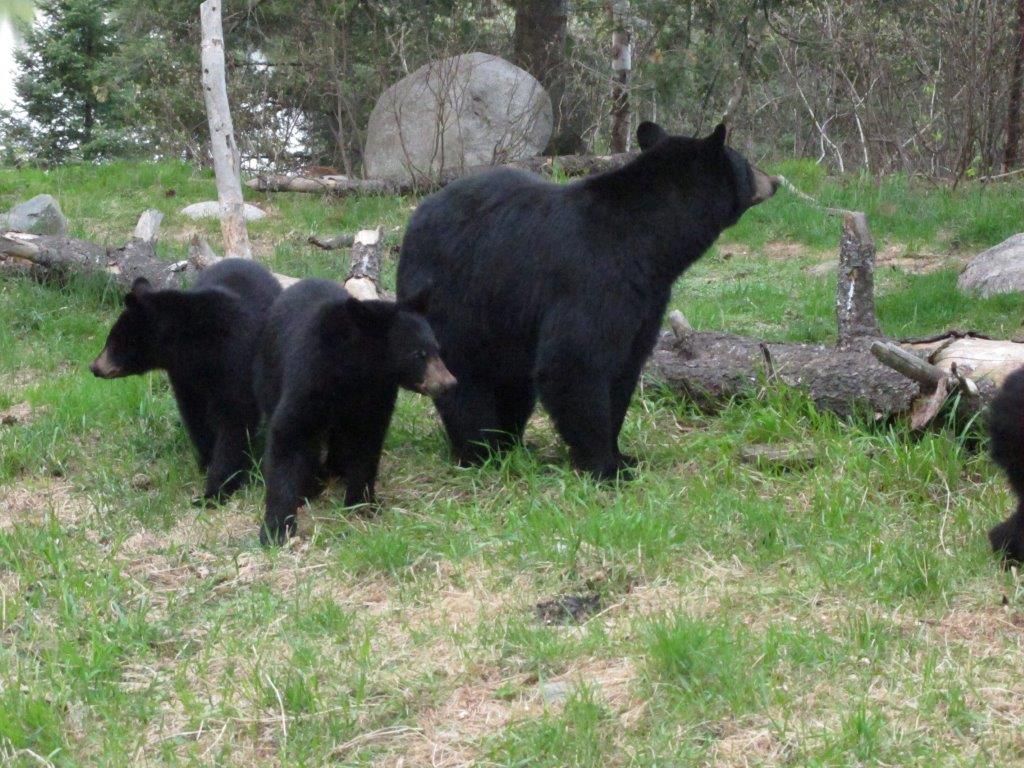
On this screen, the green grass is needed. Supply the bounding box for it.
[1,161,1023,765]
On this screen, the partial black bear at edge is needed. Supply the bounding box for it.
[397,120,779,478]
[90,258,282,503]
[988,366,1024,562]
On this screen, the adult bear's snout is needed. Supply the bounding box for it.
[751,166,780,205]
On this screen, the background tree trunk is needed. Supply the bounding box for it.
[511,0,585,154]
[609,0,632,153]
[199,0,253,260]
[1005,0,1024,169]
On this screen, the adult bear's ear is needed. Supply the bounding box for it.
[124,277,153,309]
[400,286,431,316]
[704,123,727,153]
[636,121,668,151]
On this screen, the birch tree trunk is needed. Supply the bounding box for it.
[609,0,632,154]
[200,0,253,260]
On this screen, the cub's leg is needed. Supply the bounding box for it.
[338,387,398,509]
[261,403,321,545]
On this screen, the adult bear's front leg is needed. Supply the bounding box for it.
[433,377,504,465]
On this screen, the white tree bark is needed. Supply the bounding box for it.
[200,0,253,260]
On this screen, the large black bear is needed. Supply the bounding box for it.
[988,366,1024,562]
[396,121,779,477]
[90,259,281,502]
[254,279,456,545]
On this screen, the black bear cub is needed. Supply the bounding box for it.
[988,366,1024,562]
[90,259,281,502]
[397,121,778,478]
[254,279,456,545]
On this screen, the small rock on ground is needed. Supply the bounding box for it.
[180,201,268,221]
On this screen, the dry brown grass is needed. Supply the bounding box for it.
[0,478,95,531]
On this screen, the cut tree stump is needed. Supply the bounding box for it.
[344,228,384,300]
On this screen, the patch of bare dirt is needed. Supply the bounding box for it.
[762,241,825,262]
[809,244,969,277]
[0,479,94,531]
[0,401,45,427]
[403,676,538,768]
[711,723,785,767]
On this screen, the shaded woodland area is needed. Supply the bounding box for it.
[5,0,1024,183]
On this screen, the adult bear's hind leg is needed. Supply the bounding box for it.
[536,366,622,480]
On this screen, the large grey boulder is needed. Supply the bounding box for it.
[364,52,553,183]
[0,194,67,235]
[180,201,267,221]
[958,233,1024,297]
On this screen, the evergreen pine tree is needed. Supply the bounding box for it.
[8,0,123,161]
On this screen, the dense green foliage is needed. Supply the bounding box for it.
[3,0,1019,178]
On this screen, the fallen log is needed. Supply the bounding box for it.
[2,212,386,299]
[646,329,918,418]
[644,211,1021,424]
[308,232,355,250]
[1,229,197,289]
[247,153,637,197]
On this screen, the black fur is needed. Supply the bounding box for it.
[253,278,452,545]
[90,259,281,501]
[396,121,777,478]
[988,366,1024,562]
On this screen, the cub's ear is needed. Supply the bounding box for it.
[636,121,668,151]
[124,277,153,309]
[399,286,431,316]
[705,123,728,152]
[347,298,396,328]
[322,298,398,342]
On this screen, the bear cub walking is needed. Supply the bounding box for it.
[90,259,282,502]
[988,366,1024,562]
[254,279,455,545]
[397,121,778,477]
